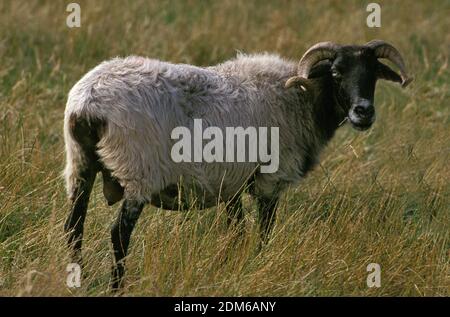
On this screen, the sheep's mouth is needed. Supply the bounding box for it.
[348,116,374,131]
[349,120,373,131]
[348,112,375,131]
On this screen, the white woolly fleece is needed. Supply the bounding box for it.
[64,54,324,205]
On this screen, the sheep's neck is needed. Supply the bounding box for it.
[312,76,347,142]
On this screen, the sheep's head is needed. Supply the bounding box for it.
[286,40,413,131]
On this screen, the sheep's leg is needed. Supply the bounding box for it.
[64,167,96,264]
[256,195,279,244]
[110,199,144,290]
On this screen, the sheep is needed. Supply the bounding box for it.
[63,40,412,290]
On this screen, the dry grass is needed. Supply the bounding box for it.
[0,0,448,296]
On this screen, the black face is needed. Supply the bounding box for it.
[331,47,378,131]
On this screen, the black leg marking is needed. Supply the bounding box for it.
[65,114,103,262]
[64,168,96,264]
[110,199,145,291]
[256,196,279,244]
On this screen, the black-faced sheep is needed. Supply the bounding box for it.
[63,40,411,289]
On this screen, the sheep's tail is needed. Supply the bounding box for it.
[63,110,104,200]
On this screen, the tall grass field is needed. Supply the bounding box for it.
[0,0,448,296]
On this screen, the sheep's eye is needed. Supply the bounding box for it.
[331,69,341,79]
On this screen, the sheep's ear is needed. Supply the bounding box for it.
[308,60,332,79]
[285,76,311,92]
[376,61,402,84]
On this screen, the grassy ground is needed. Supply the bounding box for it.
[0,0,448,296]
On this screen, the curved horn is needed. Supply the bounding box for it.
[284,76,312,91]
[297,41,340,78]
[365,39,413,87]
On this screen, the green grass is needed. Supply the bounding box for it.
[0,0,449,296]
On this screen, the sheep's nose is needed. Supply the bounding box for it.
[353,104,374,118]
[352,98,373,116]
